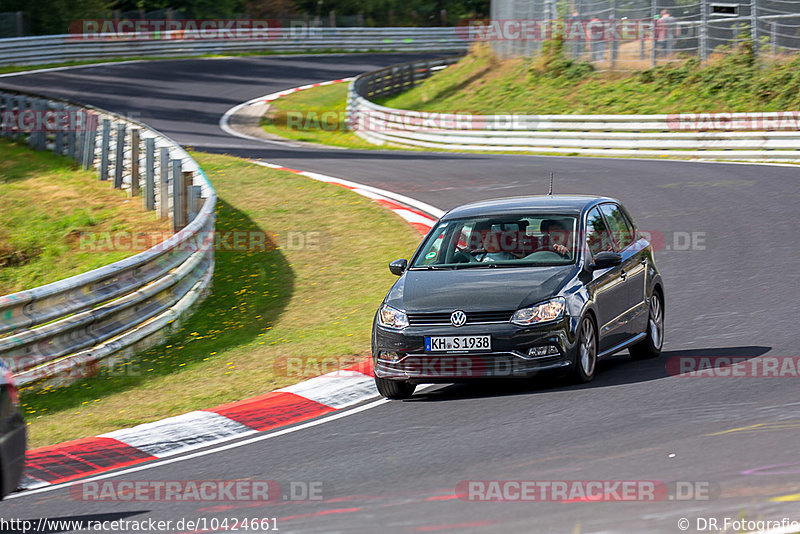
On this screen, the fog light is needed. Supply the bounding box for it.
[528,345,559,357]
[380,351,401,362]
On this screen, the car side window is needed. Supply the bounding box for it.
[585,207,615,257]
[619,207,638,242]
[599,203,634,250]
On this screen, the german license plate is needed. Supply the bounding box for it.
[425,335,491,352]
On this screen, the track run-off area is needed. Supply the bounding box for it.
[1,53,799,533]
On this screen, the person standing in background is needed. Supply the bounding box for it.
[662,9,678,55]
[655,9,678,57]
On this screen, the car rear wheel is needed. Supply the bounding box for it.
[630,291,664,360]
[572,316,597,383]
[375,377,416,400]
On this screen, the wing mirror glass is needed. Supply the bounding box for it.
[389,258,408,276]
[590,251,622,270]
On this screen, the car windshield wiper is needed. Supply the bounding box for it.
[450,263,499,269]
[409,265,453,270]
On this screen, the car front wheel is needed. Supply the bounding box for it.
[572,316,597,383]
[630,291,664,360]
[375,377,416,400]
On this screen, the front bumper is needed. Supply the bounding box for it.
[373,317,579,382]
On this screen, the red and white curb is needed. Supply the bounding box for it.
[20,162,440,492]
[257,78,354,104]
[21,363,377,490]
[219,77,353,142]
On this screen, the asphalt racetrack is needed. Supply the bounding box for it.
[1,54,799,533]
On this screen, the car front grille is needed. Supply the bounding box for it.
[406,310,514,326]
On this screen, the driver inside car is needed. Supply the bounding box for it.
[539,219,571,257]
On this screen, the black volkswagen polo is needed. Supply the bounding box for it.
[371,195,664,399]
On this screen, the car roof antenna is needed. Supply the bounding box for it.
[548,172,554,196]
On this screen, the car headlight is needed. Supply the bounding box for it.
[511,298,566,326]
[378,304,409,329]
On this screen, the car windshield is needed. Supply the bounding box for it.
[410,214,578,269]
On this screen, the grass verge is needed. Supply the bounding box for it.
[0,138,171,295]
[19,151,422,448]
[260,83,381,149]
[381,42,800,114]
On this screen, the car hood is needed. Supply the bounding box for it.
[386,265,577,313]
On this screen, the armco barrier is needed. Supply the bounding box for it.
[347,59,800,160]
[0,89,216,387]
[0,28,468,66]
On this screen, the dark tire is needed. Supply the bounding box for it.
[375,377,416,400]
[572,315,597,383]
[630,290,664,360]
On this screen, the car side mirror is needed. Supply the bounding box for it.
[389,258,408,276]
[590,251,622,270]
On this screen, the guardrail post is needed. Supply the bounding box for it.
[190,185,202,222]
[54,103,65,155]
[31,99,43,150]
[183,171,194,224]
[99,119,111,180]
[114,122,125,188]
[130,128,140,197]
[66,127,76,160]
[74,115,84,163]
[172,160,185,231]
[82,123,96,171]
[36,100,47,151]
[144,137,156,211]
[159,147,170,220]
[15,96,26,143]
[25,97,36,149]
[0,94,8,138]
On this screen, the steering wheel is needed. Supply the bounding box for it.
[453,247,480,263]
[524,250,565,261]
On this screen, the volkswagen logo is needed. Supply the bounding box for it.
[450,310,467,327]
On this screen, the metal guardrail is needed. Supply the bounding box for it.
[0,89,216,387]
[347,59,800,160]
[0,28,469,66]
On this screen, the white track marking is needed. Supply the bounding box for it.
[278,372,379,409]
[101,411,257,458]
